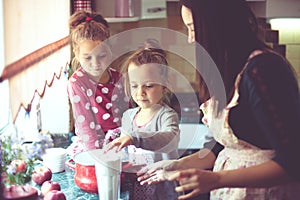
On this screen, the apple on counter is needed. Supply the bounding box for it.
[41,180,61,196]
[43,190,66,200]
[31,165,52,185]
[10,159,27,174]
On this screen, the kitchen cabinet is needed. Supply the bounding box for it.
[94,0,167,23]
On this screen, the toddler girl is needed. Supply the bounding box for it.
[106,47,180,199]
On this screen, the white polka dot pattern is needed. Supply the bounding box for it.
[85,103,90,110]
[111,94,118,101]
[96,96,103,103]
[68,68,128,150]
[102,87,109,94]
[73,95,80,103]
[106,103,112,109]
[114,108,120,113]
[102,113,110,120]
[90,121,95,129]
[92,107,98,113]
[77,71,83,77]
[77,115,85,123]
[95,140,100,148]
[86,89,93,97]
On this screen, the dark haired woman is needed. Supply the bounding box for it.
[137,0,300,199]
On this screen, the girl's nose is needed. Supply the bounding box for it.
[92,57,101,66]
[136,86,145,96]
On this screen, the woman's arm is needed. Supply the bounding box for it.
[137,148,216,185]
[217,160,291,188]
[168,160,291,200]
[176,148,216,170]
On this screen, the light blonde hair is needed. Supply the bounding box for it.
[121,48,171,106]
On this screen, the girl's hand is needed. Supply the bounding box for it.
[104,135,132,152]
[137,160,179,185]
[168,169,220,200]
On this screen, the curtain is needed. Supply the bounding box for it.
[0,0,71,121]
[1,37,70,121]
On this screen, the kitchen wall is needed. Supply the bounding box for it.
[107,2,198,93]
[249,1,300,85]
[107,1,300,90]
[270,19,300,85]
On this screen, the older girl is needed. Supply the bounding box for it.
[67,11,129,153]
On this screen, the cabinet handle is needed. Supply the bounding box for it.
[147,7,166,13]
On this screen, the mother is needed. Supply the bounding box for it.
[137,0,300,199]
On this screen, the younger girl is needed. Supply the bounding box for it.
[67,11,129,154]
[106,47,180,199]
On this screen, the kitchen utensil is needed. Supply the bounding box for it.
[95,152,121,200]
[65,149,100,193]
[42,148,66,173]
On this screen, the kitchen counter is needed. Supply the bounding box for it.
[33,166,131,200]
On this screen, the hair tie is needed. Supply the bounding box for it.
[86,17,93,22]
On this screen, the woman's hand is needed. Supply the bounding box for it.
[137,160,179,185]
[104,135,132,152]
[168,169,220,200]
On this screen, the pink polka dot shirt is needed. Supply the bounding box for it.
[67,67,130,150]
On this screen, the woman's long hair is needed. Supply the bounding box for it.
[179,0,268,111]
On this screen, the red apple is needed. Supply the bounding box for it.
[31,165,52,185]
[41,180,61,196]
[10,159,26,173]
[44,190,66,200]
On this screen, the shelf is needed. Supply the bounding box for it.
[105,17,140,23]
